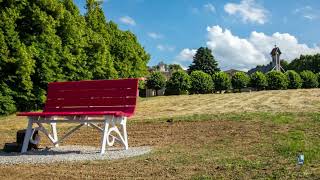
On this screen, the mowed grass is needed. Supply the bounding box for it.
[0,89,320,179]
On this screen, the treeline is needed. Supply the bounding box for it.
[0,0,150,115]
[144,47,320,96]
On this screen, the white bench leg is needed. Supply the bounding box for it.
[51,122,59,147]
[100,118,110,155]
[21,117,33,153]
[121,117,128,150]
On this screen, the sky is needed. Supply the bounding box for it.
[74,0,320,71]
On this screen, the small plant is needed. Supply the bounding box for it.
[146,72,166,96]
[300,70,319,88]
[165,70,191,95]
[266,71,288,90]
[231,72,250,92]
[285,70,302,89]
[189,70,214,94]
[250,71,267,91]
[212,71,231,93]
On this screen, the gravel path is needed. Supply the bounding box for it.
[0,145,152,165]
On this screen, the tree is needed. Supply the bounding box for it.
[317,73,320,88]
[188,47,220,75]
[169,64,183,72]
[146,72,166,96]
[266,71,288,90]
[288,54,320,73]
[250,71,267,91]
[285,70,302,89]
[189,71,214,94]
[212,72,231,93]
[300,70,319,88]
[231,72,250,92]
[165,70,191,95]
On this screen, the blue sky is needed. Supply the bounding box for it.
[74,0,320,71]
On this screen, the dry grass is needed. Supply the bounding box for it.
[133,89,320,121]
[0,89,320,179]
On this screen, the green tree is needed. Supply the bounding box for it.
[266,71,288,90]
[165,70,191,95]
[212,72,231,93]
[231,72,250,92]
[300,70,319,88]
[250,71,267,91]
[168,64,183,72]
[317,73,320,87]
[285,70,302,89]
[288,54,320,73]
[188,47,220,75]
[189,71,214,94]
[146,72,166,96]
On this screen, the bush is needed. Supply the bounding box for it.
[138,79,146,90]
[146,72,166,95]
[250,71,267,91]
[165,70,191,95]
[189,71,214,94]
[0,90,16,115]
[212,72,231,93]
[266,71,288,90]
[285,70,302,89]
[317,73,320,87]
[231,72,250,92]
[300,70,319,88]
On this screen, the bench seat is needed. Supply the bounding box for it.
[17,111,131,117]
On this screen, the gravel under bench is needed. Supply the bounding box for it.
[0,146,152,165]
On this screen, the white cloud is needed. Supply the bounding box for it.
[157,44,175,52]
[294,6,318,20]
[119,16,136,26]
[204,3,216,13]
[224,0,268,24]
[176,48,197,62]
[205,25,320,70]
[148,32,163,39]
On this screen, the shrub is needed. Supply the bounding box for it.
[146,72,166,95]
[138,79,146,90]
[212,72,231,93]
[231,72,250,92]
[285,70,302,89]
[165,70,191,95]
[300,70,319,88]
[266,71,288,90]
[0,87,16,115]
[189,71,214,94]
[317,73,320,87]
[250,71,267,91]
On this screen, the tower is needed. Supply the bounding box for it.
[270,45,285,72]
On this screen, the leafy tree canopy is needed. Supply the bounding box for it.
[188,47,220,75]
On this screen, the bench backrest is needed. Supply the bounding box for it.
[44,79,139,116]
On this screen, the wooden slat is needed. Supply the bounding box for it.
[44,106,135,113]
[45,97,136,107]
[48,79,138,90]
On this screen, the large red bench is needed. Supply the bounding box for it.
[17,78,139,154]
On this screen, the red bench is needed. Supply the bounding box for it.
[17,78,139,154]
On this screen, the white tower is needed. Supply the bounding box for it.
[270,45,285,72]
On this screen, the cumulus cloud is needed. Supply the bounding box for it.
[224,0,268,24]
[148,32,163,39]
[205,25,320,70]
[119,16,136,26]
[157,44,175,52]
[176,48,197,62]
[204,3,216,13]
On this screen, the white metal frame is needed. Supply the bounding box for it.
[21,115,128,154]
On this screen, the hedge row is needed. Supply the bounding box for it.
[145,70,320,95]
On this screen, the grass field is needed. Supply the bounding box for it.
[0,89,320,179]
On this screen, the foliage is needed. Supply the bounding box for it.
[188,47,220,75]
[0,0,149,115]
[165,70,191,95]
[288,54,320,73]
[285,70,302,89]
[168,64,183,72]
[146,72,166,95]
[317,73,320,87]
[250,71,268,91]
[138,80,146,90]
[231,72,250,92]
[300,70,319,88]
[212,72,231,93]
[266,71,288,90]
[189,71,214,94]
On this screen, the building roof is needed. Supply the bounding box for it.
[270,46,282,55]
